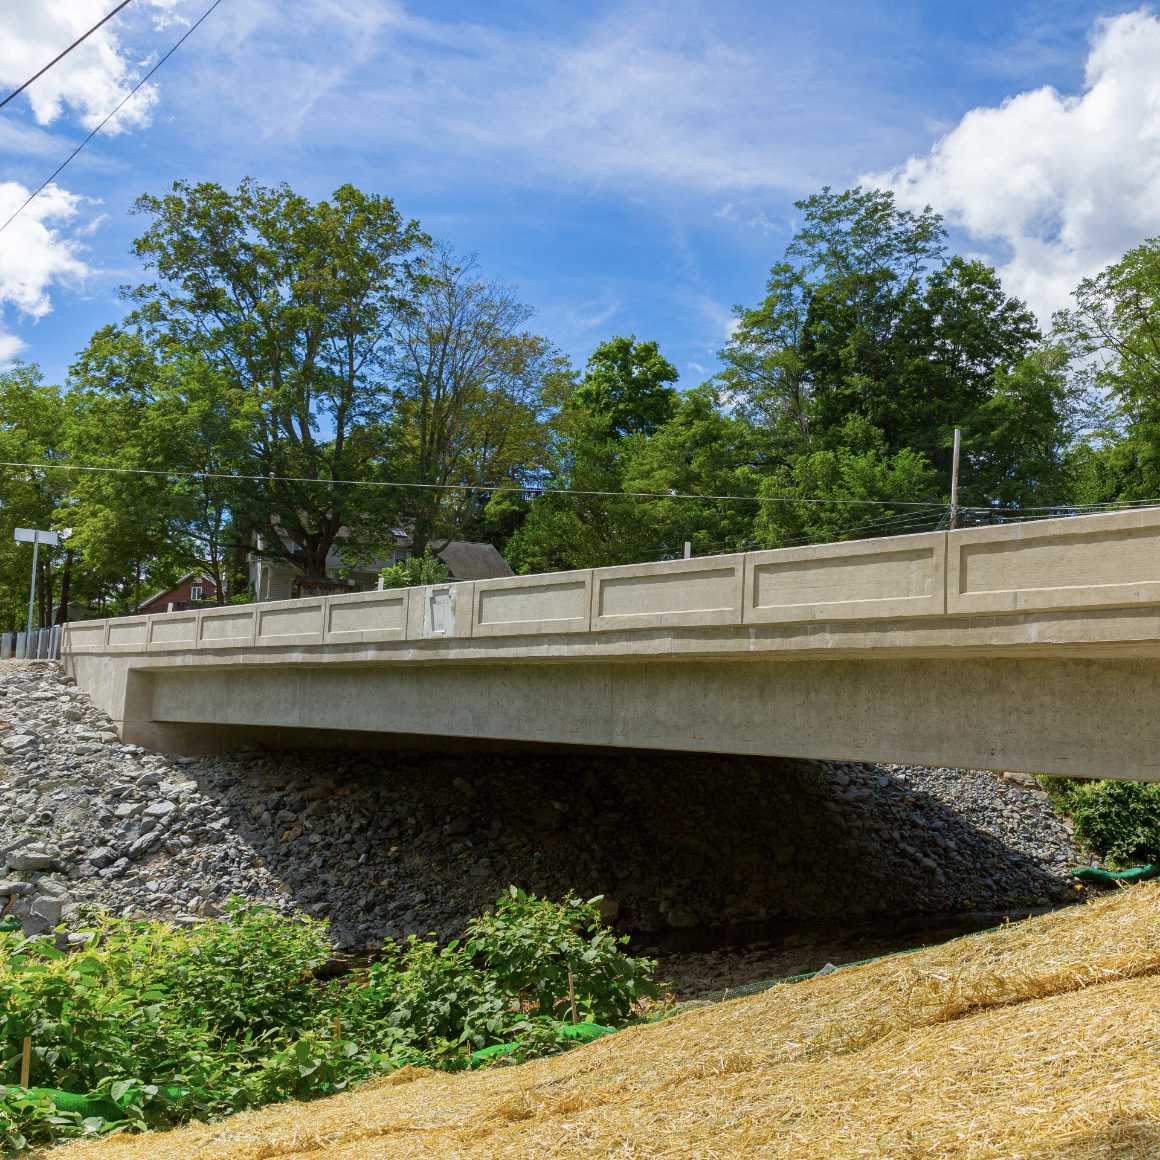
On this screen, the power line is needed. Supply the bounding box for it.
[0,459,954,508]
[0,0,224,238]
[0,1,136,113]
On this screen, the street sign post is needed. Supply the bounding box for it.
[13,528,60,638]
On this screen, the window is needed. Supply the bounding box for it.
[190,584,203,601]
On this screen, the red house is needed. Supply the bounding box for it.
[137,573,218,615]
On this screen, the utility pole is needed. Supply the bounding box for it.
[949,427,962,531]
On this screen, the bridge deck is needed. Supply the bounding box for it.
[61,508,1160,778]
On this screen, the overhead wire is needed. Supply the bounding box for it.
[0,0,224,237]
[0,1,135,113]
[0,459,954,509]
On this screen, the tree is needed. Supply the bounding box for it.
[1055,238,1160,503]
[720,187,1053,506]
[0,364,72,629]
[63,328,256,608]
[621,385,760,556]
[570,335,678,438]
[389,249,562,555]
[719,263,812,453]
[125,178,430,581]
[505,337,679,572]
[753,415,941,547]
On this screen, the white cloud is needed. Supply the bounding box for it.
[867,9,1160,323]
[0,182,90,361]
[0,0,180,136]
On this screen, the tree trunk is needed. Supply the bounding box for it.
[54,551,73,624]
[300,538,333,582]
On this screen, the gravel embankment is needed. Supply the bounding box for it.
[1,662,1084,948]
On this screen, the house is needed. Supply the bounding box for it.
[137,572,219,615]
[248,529,512,602]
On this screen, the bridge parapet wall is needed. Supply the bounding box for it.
[61,507,1160,659]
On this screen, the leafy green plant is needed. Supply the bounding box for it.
[0,890,657,1153]
[465,888,658,1025]
[378,552,449,590]
[1041,776,1160,866]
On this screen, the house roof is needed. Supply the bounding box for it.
[432,541,514,581]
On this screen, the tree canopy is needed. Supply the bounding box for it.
[1,179,1153,628]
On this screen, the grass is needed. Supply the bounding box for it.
[47,881,1160,1159]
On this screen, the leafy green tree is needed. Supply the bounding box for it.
[721,187,1056,507]
[389,249,562,555]
[506,337,679,571]
[63,328,255,610]
[125,178,430,581]
[1055,238,1160,504]
[754,415,941,546]
[621,385,761,556]
[0,365,72,629]
[571,335,678,438]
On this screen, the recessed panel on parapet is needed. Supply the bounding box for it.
[197,607,257,648]
[948,507,1160,614]
[104,616,150,653]
[591,555,744,631]
[473,572,592,637]
[325,589,409,644]
[61,619,108,653]
[255,599,326,647]
[146,612,199,652]
[744,532,946,624]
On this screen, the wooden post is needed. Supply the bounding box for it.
[949,427,962,530]
[20,1037,31,1088]
[567,967,578,1025]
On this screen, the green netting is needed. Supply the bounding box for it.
[14,1083,191,1123]
[468,1021,615,1068]
[1071,864,1159,884]
[25,1088,121,1120]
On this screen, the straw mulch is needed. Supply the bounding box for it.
[54,884,1160,1159]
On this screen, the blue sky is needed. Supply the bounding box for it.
[2,0,1158,389]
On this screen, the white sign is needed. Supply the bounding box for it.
[13,528,59,546]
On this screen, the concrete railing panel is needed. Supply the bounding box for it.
[592,554,744,631]
[255,598,325,647]
[406,582,476,640]
[104,616,149,653]
[473,571,592,637]
[146,611,199,652]
[948,508,1160,615]
[744,531,946,624]
[325,589,410,644]
[197,607,257,649]
[62,619,109,654]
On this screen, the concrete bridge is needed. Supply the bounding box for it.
[60,508,1160,780]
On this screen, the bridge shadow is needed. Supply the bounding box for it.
[183,741,1078,949]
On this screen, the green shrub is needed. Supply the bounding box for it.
[465,888,658,1025]
[378,552,449,590]
[0,890,657,1152]
[158,901,331,1038]
[1040,776,1160,866]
